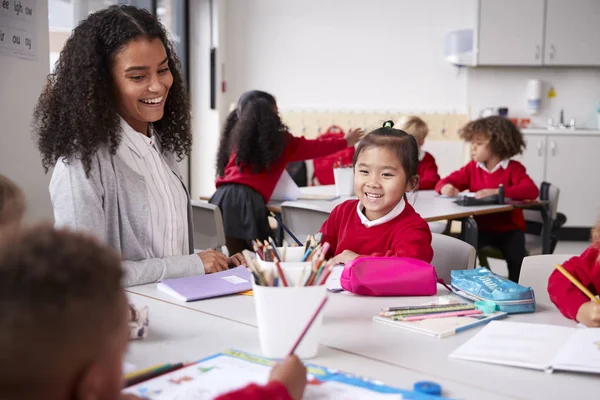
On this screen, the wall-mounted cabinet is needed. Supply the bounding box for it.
[476,0,600,66]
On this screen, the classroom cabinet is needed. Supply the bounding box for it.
[477,0,600,66]
[477,0,545,66]
[520,133,600,227]
[544,0,600,66]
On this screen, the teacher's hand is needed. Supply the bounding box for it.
[198,249,229,273]
[227,252,245,268]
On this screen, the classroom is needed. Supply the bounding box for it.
[1,1,600,399]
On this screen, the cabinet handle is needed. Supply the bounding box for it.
[537,140,543,156]
[550,140,556,156]
[549,45,555,60]
[535,45,540,60]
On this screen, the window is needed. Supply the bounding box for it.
[48,0,188,78]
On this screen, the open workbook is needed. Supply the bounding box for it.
[449,321,600,374]
[123,350,448,399]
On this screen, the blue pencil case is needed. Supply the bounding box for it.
[450,268,536,314]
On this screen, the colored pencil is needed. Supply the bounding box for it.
[274,258,289,287]
[556,264,600,303]
[394,309,482,322]
[125,362,185,387]
[381,303,475,313]
[270,212,302,245]
[288,297,329,356]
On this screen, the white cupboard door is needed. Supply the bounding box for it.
[545,136,600,227]
[545,0,600,65]
[477,0,545,65]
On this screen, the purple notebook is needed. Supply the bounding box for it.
[157,266,252,302]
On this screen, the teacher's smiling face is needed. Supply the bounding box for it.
[111,37,173,135]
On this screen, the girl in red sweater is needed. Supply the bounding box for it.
[435,116,539,282]
[401,116,440,190]
[548,220,600,327]
[319,121,433,265]
[211,91,363,254]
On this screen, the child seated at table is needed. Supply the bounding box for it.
[435,116,538,282]
[548,219,600,327]
[401,116,440,190]
[0,224,307,400]
[0,174,26,229]
[319,121,433,265]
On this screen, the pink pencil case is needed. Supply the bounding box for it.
[340,256,438,296]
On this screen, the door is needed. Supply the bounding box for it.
[545,135,600,227]
[514,134,547,185]
[477,0,545,65]
[544,0,600,65]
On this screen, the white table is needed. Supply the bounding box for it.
[127,292,512,400]
[127,285,596,400]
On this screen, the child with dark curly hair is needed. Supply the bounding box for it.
[548,219,600,327]
[211,90,364,253]
[435,116,539,282]
[33,6,243,287]
[0,175,25,228]
[0,224,307,400]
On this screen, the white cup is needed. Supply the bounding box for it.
[333,167,354,197]
[256,247,311,287]
[253,283,328,359]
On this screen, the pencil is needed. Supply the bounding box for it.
[125,362,185,387]
[274,258,289,287]
[556,264,600,303]
[288,296,329,356]
[270,212,302,245]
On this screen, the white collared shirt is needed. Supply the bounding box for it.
[477,159,510,174]
[117,118,189,258]
[418,148,425,161]
[356,197,406,228]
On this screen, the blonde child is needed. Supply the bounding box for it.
[401,116,440,190]
[548,219,600,327]
[0,224,307,400]
[435,116,538,282]
[319,121,433,265]
[0,174,25,228]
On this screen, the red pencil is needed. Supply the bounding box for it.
[274,258,289,287]
[288,296,328,356]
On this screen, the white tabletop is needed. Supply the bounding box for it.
[127,293,512,400]
[287,188,514,222]
[127,285,595,400]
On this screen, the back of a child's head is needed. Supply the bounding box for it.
[460,116,525,159]
[401,116,429,144]
[0,224,127,399]
[353,121,420,184]
[216,90,288,176]
[0,175,25,227]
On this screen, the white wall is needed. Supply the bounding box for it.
[223,0,476,111]
[468,67,600,129]
[0,0,53,222]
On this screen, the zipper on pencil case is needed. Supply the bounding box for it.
[451,286,535,305]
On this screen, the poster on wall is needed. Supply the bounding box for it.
[0,0,37,60]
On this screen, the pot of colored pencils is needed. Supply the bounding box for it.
[241,239,334,359]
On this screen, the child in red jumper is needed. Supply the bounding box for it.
[548,220,600,327]
[211,91,363,254]
[0,223,307,400]
[435,116,538,282]
[401,116,440,190]
[319,121,433,265]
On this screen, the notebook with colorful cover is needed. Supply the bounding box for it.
[373,311,507,338]
[122,349,451,399]
[157,266,252,302]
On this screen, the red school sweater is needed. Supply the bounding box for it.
[319,199,433,262]
[216,381,292,400]
[216,132,347,202]
[548,245,600,321]
[418,152,441,190]
[434,160,539,232]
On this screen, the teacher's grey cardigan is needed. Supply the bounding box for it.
[50,145,204,287]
